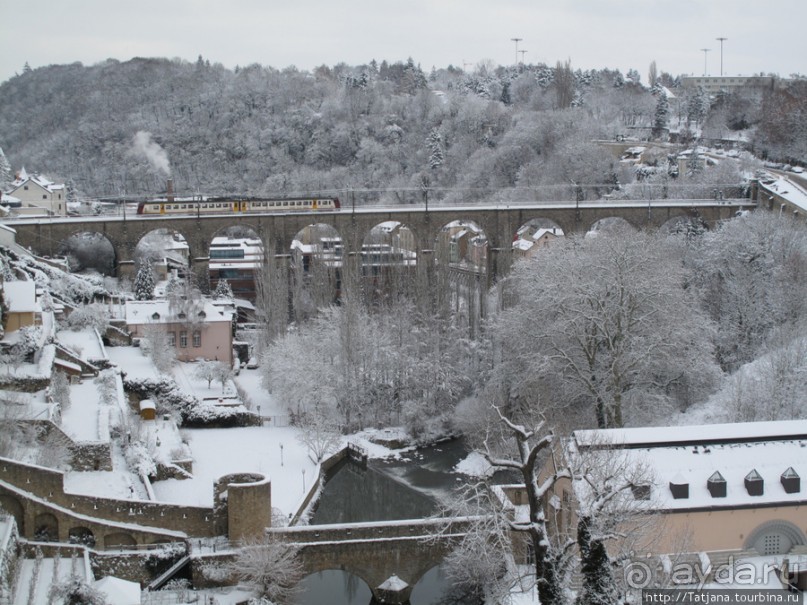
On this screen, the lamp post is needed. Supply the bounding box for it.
[510,38,522,65]
[280,443,284,467]
[519,50,528,64]
[700,48,711,76]
[302,469,306,493]
[716,37,727,76]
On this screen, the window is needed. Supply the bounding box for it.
[193,331,201,347]
[43,194,47,199]
[180,331,188,348]
[167,332,176,347]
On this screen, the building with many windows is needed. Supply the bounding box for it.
[208,237,263,302]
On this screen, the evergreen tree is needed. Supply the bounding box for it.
[653,92,670,138]
[133,264,155,301]
[500,81,512,105]
[0,147,12,191]
[213,278,234,300]
[687,86,709,126]
[427,128,444,171]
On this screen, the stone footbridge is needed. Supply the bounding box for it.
[270,517,473,603]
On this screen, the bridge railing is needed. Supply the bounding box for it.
[269,515,480,544]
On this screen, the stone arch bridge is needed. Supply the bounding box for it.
[7,199,752,282]
[190,517,474,604]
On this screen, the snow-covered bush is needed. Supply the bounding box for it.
[63,303,110,333]
[123,375,259,428]
[124,440,157,478]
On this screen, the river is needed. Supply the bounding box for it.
[298,438,482,604]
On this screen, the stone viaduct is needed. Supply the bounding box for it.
[6,198,753,283]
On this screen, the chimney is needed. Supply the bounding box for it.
[166,178,175,203]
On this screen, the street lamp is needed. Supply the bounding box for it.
[716,37,727,76]
[700,48,711,76]
[510,38,522,65]
[280,443,284,467]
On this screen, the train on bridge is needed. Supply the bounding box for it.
[136,196,341,216]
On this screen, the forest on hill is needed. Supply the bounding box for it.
[1,56,805,202]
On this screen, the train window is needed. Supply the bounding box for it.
[283,201,288,206]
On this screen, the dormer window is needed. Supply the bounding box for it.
[151,312,160,320]
[744,469,764,496]
[707,471,727,498]
[631,484,651,500]
[197,311,206,318]
[781,467,801,494]
[178,312,187,319]
[670,474,689,499]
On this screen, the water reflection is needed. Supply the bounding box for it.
[296,570,372,605]
[310,462,436,524]
[296,565,471,605]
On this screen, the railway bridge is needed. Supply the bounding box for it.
[4,199,753,282]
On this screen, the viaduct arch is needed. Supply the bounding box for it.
[7,200,752,282]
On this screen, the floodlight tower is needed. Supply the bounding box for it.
[701,48,711,76]
[716,37,727,75]
[519,50,528,64]
[511,38,522,65]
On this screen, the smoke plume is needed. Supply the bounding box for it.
[132,131,171,175]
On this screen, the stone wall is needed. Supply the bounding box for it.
[0,456,215,540]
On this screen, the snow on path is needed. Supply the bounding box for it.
[59,379,104,442]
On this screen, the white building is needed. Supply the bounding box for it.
[7,168,67,216]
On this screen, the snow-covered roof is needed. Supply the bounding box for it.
[11,169,64,193]
[513,239,534,251]
[378,574,409,591]
[125,299,233,325]
[570,420,807,511]
[2,280,40,313]
[574,419,807,448]
[94,576,142,605]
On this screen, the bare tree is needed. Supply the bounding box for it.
[295,402,342,462]
[212,361,234,394]
[568,436,658,605]
[453,398,573,605]
[225,535,303,603]
[194,360,220,389]
[141,323,176,374]
[495,231,720,428]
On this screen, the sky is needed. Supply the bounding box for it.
[1,0,805,85]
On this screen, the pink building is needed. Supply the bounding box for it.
[125,299,234,365]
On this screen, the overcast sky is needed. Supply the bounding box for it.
[1,0,805,85]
